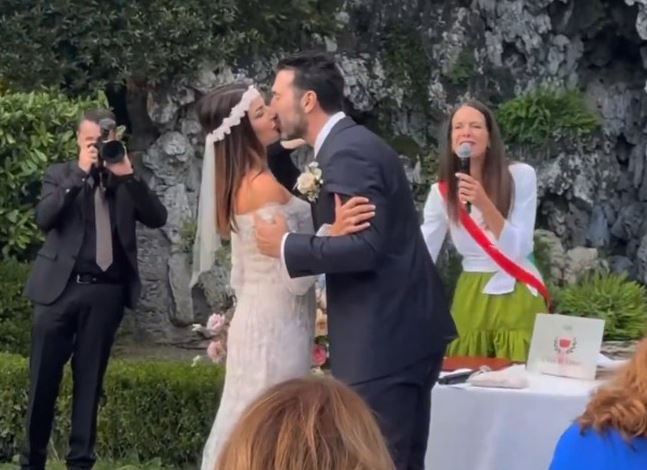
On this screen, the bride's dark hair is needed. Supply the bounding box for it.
[196,83,266,237]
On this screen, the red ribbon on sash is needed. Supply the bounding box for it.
[438,181,552,312]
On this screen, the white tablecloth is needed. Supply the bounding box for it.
[424,366,600,470]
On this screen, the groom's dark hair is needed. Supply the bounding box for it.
[277,51,344,114]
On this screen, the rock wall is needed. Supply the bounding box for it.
[129,0,647,343]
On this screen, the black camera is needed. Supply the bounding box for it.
[94,118,126,165]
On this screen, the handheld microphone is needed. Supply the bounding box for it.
[457,143,472,213]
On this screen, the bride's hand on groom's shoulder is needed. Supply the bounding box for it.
[330,194,376,236]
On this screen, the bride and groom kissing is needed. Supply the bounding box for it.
[192,51,457,470]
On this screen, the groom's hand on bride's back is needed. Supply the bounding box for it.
[329,194,376,236]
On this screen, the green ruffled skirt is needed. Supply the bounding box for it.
[446,272,547,362]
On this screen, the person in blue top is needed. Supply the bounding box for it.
[549,338,647,470]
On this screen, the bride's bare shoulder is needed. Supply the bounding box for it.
[236,171,291,214]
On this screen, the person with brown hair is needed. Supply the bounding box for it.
[421,100,549,362]
[217,376,396,470]
[190,83,373,470]
[549,338,647,469]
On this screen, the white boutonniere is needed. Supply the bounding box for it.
[295,161,323,202]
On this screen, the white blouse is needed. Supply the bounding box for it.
[421,162,542,296]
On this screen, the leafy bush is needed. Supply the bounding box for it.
[381,21,432,99]
[556,273,647,341]
[496,88,600,146]
[0,460,172,470]
[0,260,32,356]
[0,0,337,94]
[0,89,106,260]
[444,48,476,86]
[0,353,224,467]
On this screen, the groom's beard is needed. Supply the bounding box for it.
[281,109,308,141]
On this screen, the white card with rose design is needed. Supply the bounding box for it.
[526,313,604,381]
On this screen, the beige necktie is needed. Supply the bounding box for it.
[94,186,113,271]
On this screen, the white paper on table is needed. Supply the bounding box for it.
[467,366,530,389]
[527,313,605,380]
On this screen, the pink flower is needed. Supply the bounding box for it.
[207,340,226,364]
[312,344,328,367]
[207,313,226,333]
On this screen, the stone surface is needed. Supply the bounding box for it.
[128,0,647,344]
[535,229,566,283]
[563,247,607,285]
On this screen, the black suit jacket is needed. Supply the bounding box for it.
[284,118,457,384]
[25,161,167,309]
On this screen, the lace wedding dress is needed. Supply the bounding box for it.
[201,197,316,470]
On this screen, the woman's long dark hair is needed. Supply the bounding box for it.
[438,100,514,223]
[196,83,266,237]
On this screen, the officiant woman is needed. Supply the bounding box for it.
[420,100,549,362]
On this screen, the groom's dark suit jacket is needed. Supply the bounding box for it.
[284,117,457,384]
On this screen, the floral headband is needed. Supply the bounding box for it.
[206,85,261,144]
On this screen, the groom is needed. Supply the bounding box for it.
[255,51,456,470]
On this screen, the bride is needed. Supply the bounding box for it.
[190,83,373,470]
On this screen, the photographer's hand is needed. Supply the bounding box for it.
[78,143,98,173]
[105,155,134,176]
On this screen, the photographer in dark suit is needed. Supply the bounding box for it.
[21,110,167,470]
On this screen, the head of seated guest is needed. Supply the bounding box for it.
[549,338,647,470]
[216,376,395,470]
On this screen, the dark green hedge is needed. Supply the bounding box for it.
[0,0,337,94]
[0,260,32,356]
[0,353,224,468]
[0,89,107,260]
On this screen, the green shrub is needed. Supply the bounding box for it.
[444,48,476,86]
[0,89,106,260]
[0,260,32,356]
[0,460,172,470]
[0,0,337,94]
[555,273,647,341]
[0,353,224,468]
[496,88,600,146]
[381,21,432,100]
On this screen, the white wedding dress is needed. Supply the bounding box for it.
[201,197,316,470]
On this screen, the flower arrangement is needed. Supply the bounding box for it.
[312,282,330,375]
[191,313,229,366]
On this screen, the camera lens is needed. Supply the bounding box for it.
[100,141,126,164]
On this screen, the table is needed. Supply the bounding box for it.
[424,366,600,470]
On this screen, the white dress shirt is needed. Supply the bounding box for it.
[420,162,542,296]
